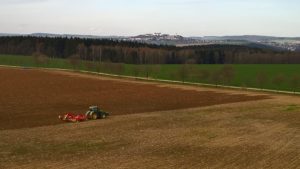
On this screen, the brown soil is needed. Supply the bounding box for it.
[0,67,268,130]
[0,96,299,169]
[1,67,299,169]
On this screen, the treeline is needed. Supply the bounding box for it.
[0,36,299,64]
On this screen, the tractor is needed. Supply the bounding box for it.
[85,106,109,120]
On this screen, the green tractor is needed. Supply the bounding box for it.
[85,106,109,120]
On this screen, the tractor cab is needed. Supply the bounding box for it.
[89,106,99,112]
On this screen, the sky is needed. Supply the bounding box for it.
[0,0,299,37]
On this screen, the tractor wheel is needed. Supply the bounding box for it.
[91,113,98,120]
[101,114,106,119]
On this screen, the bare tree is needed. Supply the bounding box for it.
[96,62,102,74]
[68,54,81,70]
[272,73,285,91]
[85,61,96,72]
[151,65,161,79]
[112,63,125,76]
[77,43,87,60]
[35,42,44,54]
[90,45,98,62]
[145,64,151,79]
[185,58,197,64]
[220,65,235,85]
[176,63,191,83]
[33,52,49,67]
[210,70,222,86]
[96,46,103,73]
[132,65,142,79]
[32,41,48,67]
[256,71,268,90]
[102,61,113,74]
[290,75,300,93]
[198,69,211,82]
[139,64,153,79]
[177,64,188,83]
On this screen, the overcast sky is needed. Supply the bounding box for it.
[0,0,299,36]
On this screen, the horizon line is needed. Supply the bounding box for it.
[0,32,300,38]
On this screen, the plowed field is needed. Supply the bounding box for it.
[0,67,268,130]
[1,67,299,169]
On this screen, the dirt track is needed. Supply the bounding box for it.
[0,67,268,130]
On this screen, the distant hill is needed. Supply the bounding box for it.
[1,33,300,51]
[0,36,300,64]
[0,33,21,36]
[192,35,300,51]
[198,35,300,41]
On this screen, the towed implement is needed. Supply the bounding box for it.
[59,106,109,122]
[59,113,87,122]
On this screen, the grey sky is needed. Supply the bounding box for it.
[0,0,299,36]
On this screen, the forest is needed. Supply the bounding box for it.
[0,36,299,64]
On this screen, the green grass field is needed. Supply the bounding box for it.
[1,54,300,92]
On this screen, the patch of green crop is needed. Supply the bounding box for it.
[284,104,300,112]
